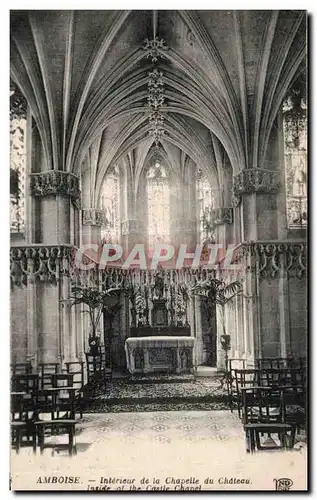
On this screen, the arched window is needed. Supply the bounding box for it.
[10,82,27,234]
[196,168,215,243]
[100,165,120,242]
[283,79,307,229]
[147,162,170,247]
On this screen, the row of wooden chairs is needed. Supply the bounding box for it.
[11,387,77,456]
[11,372,83,419]
[226,359,306,453]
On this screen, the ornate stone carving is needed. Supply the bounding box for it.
[82,208,107,227]
[232,168,280,206]
[10,245,74,286]
[29,171,81,207]
[146,69,166,145]
[232,241,307,280]
[121,219,145,236]
[210,208,233,226]
[143,37,168,63]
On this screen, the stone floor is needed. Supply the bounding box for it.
[11,410,307,491]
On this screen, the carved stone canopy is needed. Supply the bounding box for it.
[29,170,81,208]
[232,168,280,207]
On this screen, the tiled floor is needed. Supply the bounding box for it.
[11,410,307,491]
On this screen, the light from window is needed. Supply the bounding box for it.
[147,162,170,246]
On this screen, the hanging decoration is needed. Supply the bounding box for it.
[143,10,168,146]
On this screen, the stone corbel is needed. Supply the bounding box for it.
[232,168,280,207]
[82,208,107,227]
[29,170,81,208]
[210,208,233,226]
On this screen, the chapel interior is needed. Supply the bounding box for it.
[10,10,308,462]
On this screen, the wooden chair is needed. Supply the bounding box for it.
[11,362,32,378]
[11,393,37,454]
[227,359,247,412]
[234,369,263,418]
[65,362,84,418]
[12,374,39,394]
[241,387,295,453]
[34,388,77,456]
[85,352,105,395]
[38,363,60,389]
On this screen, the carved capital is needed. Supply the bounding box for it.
[10,245,75,286]
[210,208,233,226]
[29,171,81,207]
[121,219,145,236]
[232,168,280,206]
[82,208,107,227]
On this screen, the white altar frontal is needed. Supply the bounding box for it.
[125,336,195,375]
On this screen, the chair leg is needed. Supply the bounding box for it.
[245,429,251,453]
[68,426,74,457]
[15,428,21,454]
[250,430,256,452]
[38,426,45,455]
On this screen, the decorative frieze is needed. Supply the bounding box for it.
[121,219,145,236]
[232,168,280,206]
[10,245,75,286]
[231,241,307,280]
[29,171,80,207]
[210,208,233,226]
[82,208,107,227]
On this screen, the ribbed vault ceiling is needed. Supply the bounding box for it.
[10,9,306,201]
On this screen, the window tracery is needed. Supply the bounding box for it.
[100,165,120,242]
[196,169,215,243]
[10,83,27,234]
[147,162,170,246]
[283,81,307,229]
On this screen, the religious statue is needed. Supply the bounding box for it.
[152,270,164,300]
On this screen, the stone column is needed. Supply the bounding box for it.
[29,170,80,245]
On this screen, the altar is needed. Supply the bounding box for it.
[125,336,195,375]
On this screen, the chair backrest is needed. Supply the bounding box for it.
[11,363,32,378]
[12,374,39,393]
[234,369,262,393]
[34,389,76,419]
[51,373,74,388]
[11,392,35,420]
[65,362,84,390]
[38,363,60,389]
[241,387,285,425]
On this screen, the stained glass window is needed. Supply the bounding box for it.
[196,169,215,243]
[283,83,307,229]
[147,162,170,246]
[100,165,120,242]
[10,83,27,234]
